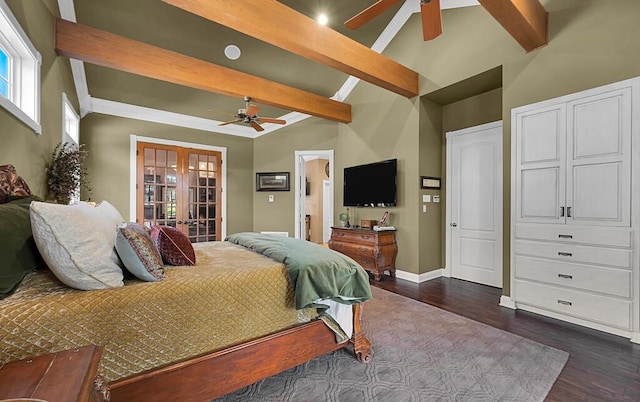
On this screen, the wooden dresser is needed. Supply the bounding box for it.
[0,345,109,402]
[329,227,397,281]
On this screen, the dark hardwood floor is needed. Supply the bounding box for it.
[370,276,640,402]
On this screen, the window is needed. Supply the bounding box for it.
[0,47,9,98]
[0,0,41,134]
[61,93,81,203]
[62,93,79,144]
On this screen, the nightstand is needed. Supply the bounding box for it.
[0,345,109,402]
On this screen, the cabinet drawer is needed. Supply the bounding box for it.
[329,241,375,258]
[515,256,631,297]
[515,280,631,329]
[352,255,376,269]
[331,229,377,245]
[515,240,631,269]
[515,224,632,248]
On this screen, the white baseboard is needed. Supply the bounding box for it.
[394,268,444,283]
[499,295,516,309]
[631,332,640,344]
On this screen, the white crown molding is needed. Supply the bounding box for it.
[90,97,257,138]
[59,0,477,137]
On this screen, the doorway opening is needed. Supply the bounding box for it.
[294,150,334,244]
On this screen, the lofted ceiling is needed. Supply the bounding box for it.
[60,0,546,135]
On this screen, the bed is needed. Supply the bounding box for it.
[0,192,373,401]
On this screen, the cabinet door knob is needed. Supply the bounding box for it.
[560,206,565,217]
[450,222,457,227]
[558,252,573,257]
[567,206,572,218]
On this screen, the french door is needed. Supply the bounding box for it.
[136,142,222,243]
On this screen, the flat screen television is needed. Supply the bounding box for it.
[343,159,397,207]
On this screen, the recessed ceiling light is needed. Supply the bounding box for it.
[224,44,241,60]
[317,14,328,25]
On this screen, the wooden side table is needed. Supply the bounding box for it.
[0,345,109,402]
[329,227,397,281]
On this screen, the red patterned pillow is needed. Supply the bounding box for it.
[150,225,196,266]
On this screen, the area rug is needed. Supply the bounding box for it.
[215,287,568,401]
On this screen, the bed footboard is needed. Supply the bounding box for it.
[110,304,371,402]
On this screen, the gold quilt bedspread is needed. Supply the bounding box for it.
[0,241,318,382]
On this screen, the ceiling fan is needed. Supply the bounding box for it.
[345,0,442,41]
[218,96,286,132]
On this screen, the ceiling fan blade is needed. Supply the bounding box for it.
[218,119,241,126]
[421,0,443,41]
[245,104,259,117]
[250,120,265,132]
[258,117,286,125]
[345,0,402,30]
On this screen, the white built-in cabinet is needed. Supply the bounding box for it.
[510,77,640,342]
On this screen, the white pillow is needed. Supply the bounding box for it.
[30,200,125,290]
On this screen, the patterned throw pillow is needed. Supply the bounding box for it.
[150,225,196,266]
[0,164,32,204]
[115,222,165,281]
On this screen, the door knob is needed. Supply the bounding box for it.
[450,222,457,227]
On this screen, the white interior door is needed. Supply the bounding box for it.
[447,122,503,288]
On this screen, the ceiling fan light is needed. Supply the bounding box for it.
[224,44,241,60]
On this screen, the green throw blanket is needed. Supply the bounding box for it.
[225,232,372,310]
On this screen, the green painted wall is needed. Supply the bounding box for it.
[338,86,420,273]
[418,98,443,275]
[252,118,338,234]
[0,0,77,195]
[80,114,254,234]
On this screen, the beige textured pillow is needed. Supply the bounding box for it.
[30,200,125,290]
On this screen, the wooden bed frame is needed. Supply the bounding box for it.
[109,303,371,401]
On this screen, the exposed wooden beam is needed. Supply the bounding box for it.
[478,0,548,52]
[54,19,351,123]
[162,0,419,98]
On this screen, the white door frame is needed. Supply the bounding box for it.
[444,121,502,284]
[294,150,334,240]
[129,135,228,239]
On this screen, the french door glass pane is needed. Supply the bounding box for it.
[139,143,220,243]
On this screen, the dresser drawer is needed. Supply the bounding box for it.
[331,229,377,245]
[351,255,376,269]
[515,256,631,298]
[515,240,632,269]
[329,241,375,258]
[515,224,633,248]
[515,280,631,330]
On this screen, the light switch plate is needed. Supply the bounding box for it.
[433,195,440,203]
[268,194,274,203]
[422,195,431,203]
